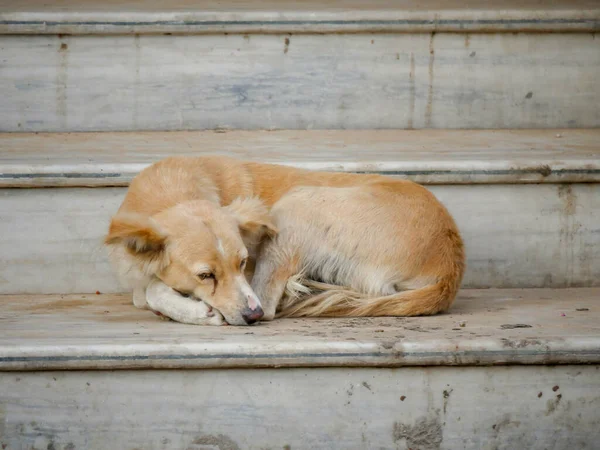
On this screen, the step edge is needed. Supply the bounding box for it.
[1,9,599,34]
[1,336,599,371]
[1,161,599,187]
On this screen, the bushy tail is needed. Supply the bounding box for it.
[277,223,465,318]
[277,273,462,318]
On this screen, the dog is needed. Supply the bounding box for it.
[105,156,464,326]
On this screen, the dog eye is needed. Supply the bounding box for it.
[197,272,214,281]
[240,258,247,270]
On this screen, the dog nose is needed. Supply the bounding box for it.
[242,305,264,325]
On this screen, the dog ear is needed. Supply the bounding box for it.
[225,197,278,245]
[105,213,169,274]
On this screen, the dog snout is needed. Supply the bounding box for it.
[241,305,264,325]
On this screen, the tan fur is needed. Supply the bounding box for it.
[251,183,464,319]
[105,213,170,275]
[106,156,465,325]
[106,197,274,325]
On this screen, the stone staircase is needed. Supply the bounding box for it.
[0,1,599,449]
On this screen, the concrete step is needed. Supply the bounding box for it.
[2,288,599,370]
[3,129,599,187]
[0,288,599,448]
[2,0,599,34]
[1,1,599,132]
[1,129,599,294]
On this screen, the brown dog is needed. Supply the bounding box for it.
[105,156,464,325]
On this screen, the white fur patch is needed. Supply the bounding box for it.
[132,287,148,309]
[395,276,438,291]
[145,278,224,326]
[285,272,313,299]
[216,239,225,256]
[237,275,262,310]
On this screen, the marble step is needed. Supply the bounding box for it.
[0,289,599,448]
[1,2,599,132]
[1,0,598,34]
[0,129,599,293]
[2,365,598,449]
[1,288,599,370]
[2,129,599,187]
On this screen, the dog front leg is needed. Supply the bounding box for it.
[251,242,300,321]
[132,286,148,309]
[145,278,225,326]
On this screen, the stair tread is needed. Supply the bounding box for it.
[2,129,599,187]
[1,288,599,370]
[1,0,599,34]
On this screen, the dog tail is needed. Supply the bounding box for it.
[277,275,460,318]
[277,222,465,318]
[277,248,464,318]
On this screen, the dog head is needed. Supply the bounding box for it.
[105,198,277,325]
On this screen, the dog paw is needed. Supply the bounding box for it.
[133,287,148,309]
[205,308,226,326]
[145,278,226,326]
[150,309,172,321]
[179,300,226,326]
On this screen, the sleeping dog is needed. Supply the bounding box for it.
[105,156,464,326]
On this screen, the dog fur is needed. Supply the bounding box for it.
[105,156,464,325]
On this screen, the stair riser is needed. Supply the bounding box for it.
[3,129,599,187]
[1,366,598,450]
[2,9,598,35]
[0,183,597,294]
[1,32,599,132]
